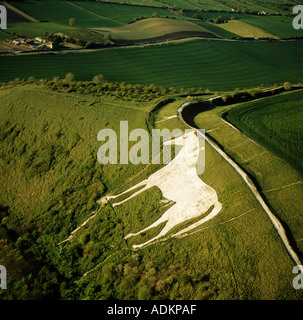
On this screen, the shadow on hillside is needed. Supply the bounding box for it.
[180,101,214,129]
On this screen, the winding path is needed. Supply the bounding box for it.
[178,99,303,273]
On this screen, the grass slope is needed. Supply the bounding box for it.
[1,86,303,300]
[0,30,10,41]
[0,39,302,91]
[193,20,238,38]
[93,18,217,40]
[70,0,180,24]
[0,0,35,23]
[192,12,303,39]
[6,22,77,37]
[158,0,199,10]
[11,0,120,28]
[0,85,153,239]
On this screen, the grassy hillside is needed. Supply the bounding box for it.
[157,0,199,10]
[102,0,166,6]
[0,39,302,91]
[11,0,121,28]
[225,89,303,174]
[93,18,217,40]
[1,85,303,300]
[239,15,303,39]
[198,0,296,14]
[0,30,10,41]
[6,22,77,37]
[144,0,296,13]
[193,21,238,38]
[7,0,302,41]
[70,0,180,24]
[188,11,303,39]
[0,85,160,299]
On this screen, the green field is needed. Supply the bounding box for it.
[11,0,121,28]
[157,0,199,10]
[0,39,302,91]
[194,20,239,38]
[100,0,295,13]
[225,90,303,174]
[186,0,228,10]
[93,18,216,40]
[201,0,296,14]
[240,15,303,39]
[192,12,303,39]
[70,0,180,24]
[7,0,302,40]
[0,30,10,41]
[7,22,77,37]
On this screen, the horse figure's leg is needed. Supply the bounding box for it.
[126,205,182,248]
[102,179,149,206]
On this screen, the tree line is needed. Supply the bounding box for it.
[0,73,209,102]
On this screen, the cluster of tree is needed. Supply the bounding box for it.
[213,82,300,106]
[77,250,217,300]
[180,11,219,21]
[50,77,183,101]
[181,11,232,24]
[44,32,65,44]
[0,74,205,102]
[211,15,229,24]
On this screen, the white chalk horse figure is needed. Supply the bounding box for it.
[103,130,222,249]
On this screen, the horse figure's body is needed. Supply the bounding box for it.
[104,130,222,249]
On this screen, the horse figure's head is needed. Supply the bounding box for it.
[162,129,205,176]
